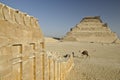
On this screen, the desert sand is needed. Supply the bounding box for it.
[45,37,59,42]
[45,38,120,80]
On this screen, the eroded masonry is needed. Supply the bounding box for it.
[0,3,74,80]
[62,16,120,43]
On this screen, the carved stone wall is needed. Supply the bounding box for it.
[0,3,74,80]
[62,16,120,43]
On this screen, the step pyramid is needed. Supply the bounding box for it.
[62,16,120,43]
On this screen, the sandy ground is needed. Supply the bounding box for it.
[45,37,59,42]
[45,41,120,80]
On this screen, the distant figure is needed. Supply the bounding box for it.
[63,54,70,58]
[72,52,75,57]
[81,50,89,58]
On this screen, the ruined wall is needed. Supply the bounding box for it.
[43,52,74,80]
[0,3,74,80]
[62,16,120,43]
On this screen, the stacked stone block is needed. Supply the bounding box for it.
[63,16,120,43]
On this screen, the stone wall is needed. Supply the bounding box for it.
[43,52,74,80]
[0,3,74,80]
[0,3,38,27]
[0,43,74,80]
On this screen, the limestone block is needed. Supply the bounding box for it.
[9,8,16,23]
[44,54,50,80]
[41,53,45,80]
[36,53,43,80]
[23,14,31,27]
[14,10,24,25]
[30,17,36,27]
[49,58,54,80]
[0,3,4,20]
[34,19,39,27]
[2,6,11,21]
[54,61,58,80]
[60,62,66,80]
[57,62,61,80]
[12,62,22,80]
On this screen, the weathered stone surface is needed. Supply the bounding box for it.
[0,3,44,80]
[62,16,120,43]
[0,3,74,80]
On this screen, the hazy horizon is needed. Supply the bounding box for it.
[0,0,120,38]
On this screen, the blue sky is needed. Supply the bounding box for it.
[0,0,120,38]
